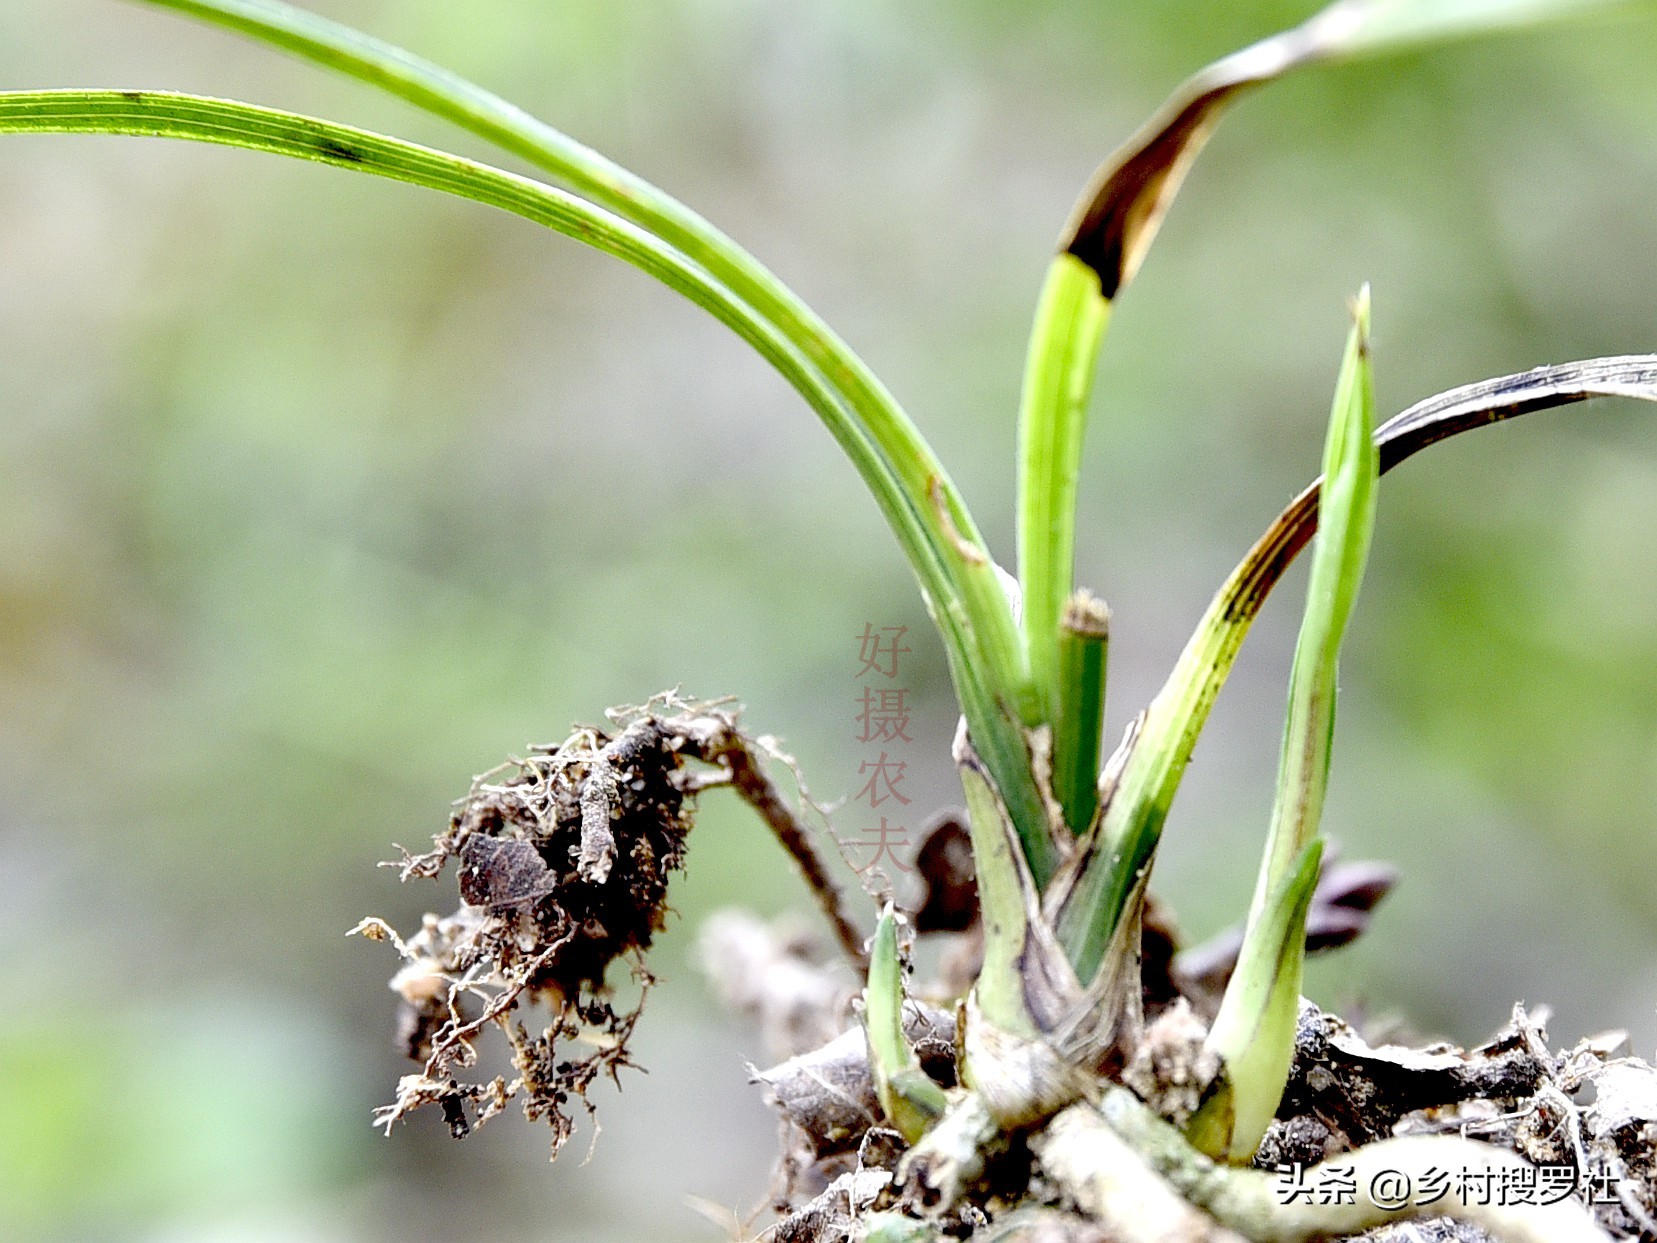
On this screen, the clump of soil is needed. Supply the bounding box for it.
[357,695,865,1157]
[356,697,756,1154]
[1265,1001,1657,1241]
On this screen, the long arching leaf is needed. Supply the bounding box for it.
[121,0,1049,866]
[0,87,1061,872]
[0,93,928,576]
[127,0,1022,668]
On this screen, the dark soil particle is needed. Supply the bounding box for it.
[359,700,732,1155]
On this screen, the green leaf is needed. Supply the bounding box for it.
[123,2,998,621]
[125,0,1051,878]
[1016,255,1111,729]
[1059,0,1643,299]
[1191,290,1378,1164]
[0,92,930,610]
[1053,591,1111,836]
[1047,706,1187,983]
[1246,288,1377,928]
[864,907,948,1144]
[1187,839,1322,1162]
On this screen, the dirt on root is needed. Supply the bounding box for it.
[348,697,1657,1240]
[355,699,733,1156]
[731,905,1657,1243]
[355,695,867,1161]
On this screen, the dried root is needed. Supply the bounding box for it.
[356,694,857,1157]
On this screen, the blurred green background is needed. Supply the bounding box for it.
[5,1,1657,1239]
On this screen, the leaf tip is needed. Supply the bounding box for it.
[1349,282,1372,352]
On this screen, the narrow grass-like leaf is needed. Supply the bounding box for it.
[128,0,1013,637]
[0,92,941,626]
[864,906,948,1143]
[1059,0,1639,300]
[1333,0,1639,54]
[1246,288,1377,928]
[1185,838,1323,1162]
[1053,354,1657,982]
[1053,591,1111,836]
[1192,289,1377,1164]
[1009,0,1635,841]
[0,85,1060,876]
[126,0,1050,869]
[1016,255,1110,729]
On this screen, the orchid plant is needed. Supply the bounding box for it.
[6,1,1656,1240]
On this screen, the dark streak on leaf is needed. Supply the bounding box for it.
[1221,356,1657,635]
[1058,12,1339,297]
[1062,88,1245,299]
[311,134,366,164]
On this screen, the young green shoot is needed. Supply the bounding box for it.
[864,907,948,1144]
[1246,289,1378,934]
[1188,288,1379,1163]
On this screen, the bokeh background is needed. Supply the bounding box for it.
[5,1,1657,1239]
